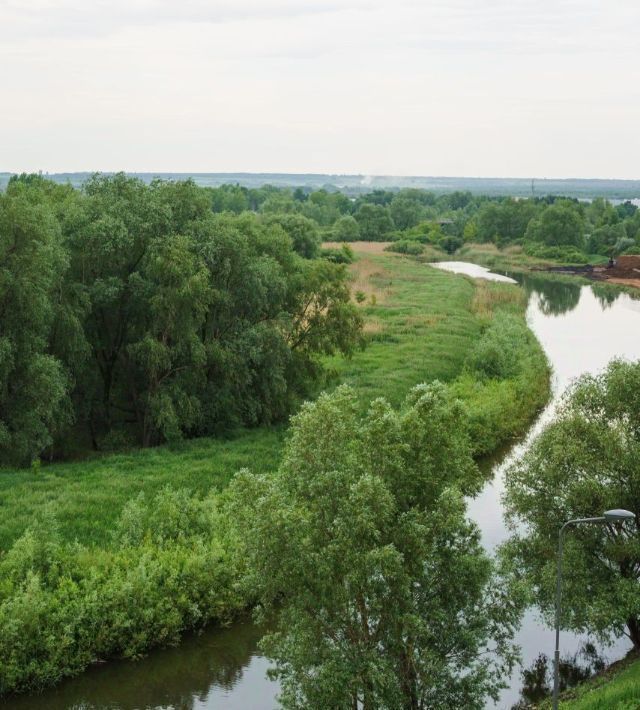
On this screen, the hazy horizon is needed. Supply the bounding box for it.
[2,1,639,178]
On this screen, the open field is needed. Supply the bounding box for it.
[0,428,284,551]
[328,252,483,406]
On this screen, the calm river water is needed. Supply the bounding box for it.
[9,264,640,710]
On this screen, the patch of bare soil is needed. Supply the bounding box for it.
[543,262,640,291]
[605,277,640,289]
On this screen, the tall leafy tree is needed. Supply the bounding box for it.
[230,385,518,709]
[354,203,394,241]
[525,202,585,249]
[333,215,360,242]
[389,195,423,230]
[263,213,321,259]
[502,359,640,649]
[0,184,72,464]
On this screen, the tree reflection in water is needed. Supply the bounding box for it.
[1,619,268,710]
[513,273,583,316]
[591,283,621,311]
[511,643,606,709]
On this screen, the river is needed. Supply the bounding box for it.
[10,265,640,710]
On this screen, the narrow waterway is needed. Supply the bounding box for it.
[10,267,640,710]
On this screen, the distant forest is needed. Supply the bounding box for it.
[2,172,640,199]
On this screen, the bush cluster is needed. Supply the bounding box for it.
[0,488,244,694]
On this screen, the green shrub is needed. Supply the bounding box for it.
[523,241,587,263]
[320,244,354,264]
[384,239,424,255]
[0,488,245,695]
[451,312,549,455]
[465,313,528,380]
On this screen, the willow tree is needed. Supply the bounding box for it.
[502,359,640,648]
[0,183,72,464]
[230,384,518,709]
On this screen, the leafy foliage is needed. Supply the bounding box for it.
[384,238,424,255]
[229,385,519,709]
[0,488,243,694]
[0,182,74,465]
[0,174,363,461]
[502,359,640,649]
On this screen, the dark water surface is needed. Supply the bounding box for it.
[9,267,640,709]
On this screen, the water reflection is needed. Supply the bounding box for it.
[506,272,583,316]
[432,261,518,283]
[511,643,607,709]
[2,619,277,710]
[469,278,640,708]
[591,283,621,310]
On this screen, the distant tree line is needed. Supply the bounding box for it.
[207,182,640,259]
[0,174,362,465]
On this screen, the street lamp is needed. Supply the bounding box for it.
[552,509,636,709]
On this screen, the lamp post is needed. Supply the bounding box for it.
[552,509,636,710]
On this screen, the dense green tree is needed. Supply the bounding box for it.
[525,202,585,249]
[502,359,640,649]
[259,192,299,215]
[210,184,250,214]
[586,222,626,255]
[616,200,638,220]
[333,214,360,242]
[585,197,618,228]
[624,210,640,242]
[0,184,72,464]
[230,384,518,709]
[475,199,538,245]
[56,175,362,449]
[389,195,423,230]
[354,203,394,241]
[301,189,351,226]
[263,213,321,259]
[440,190,473,211]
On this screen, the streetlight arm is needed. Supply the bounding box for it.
[560,517,607,532]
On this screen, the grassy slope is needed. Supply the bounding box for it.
[0,428,284,551]
[537,654,640,709]
[0,248,548,554]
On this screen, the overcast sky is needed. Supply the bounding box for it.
[1,0,639,178]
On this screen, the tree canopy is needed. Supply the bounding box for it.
[230,384,519,709]
[0,174,363,463]
[502,359,640,649]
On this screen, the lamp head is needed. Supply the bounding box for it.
[604,509,636,523]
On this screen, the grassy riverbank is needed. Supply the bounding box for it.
[537,653,640,709]
[0,247,550,695]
